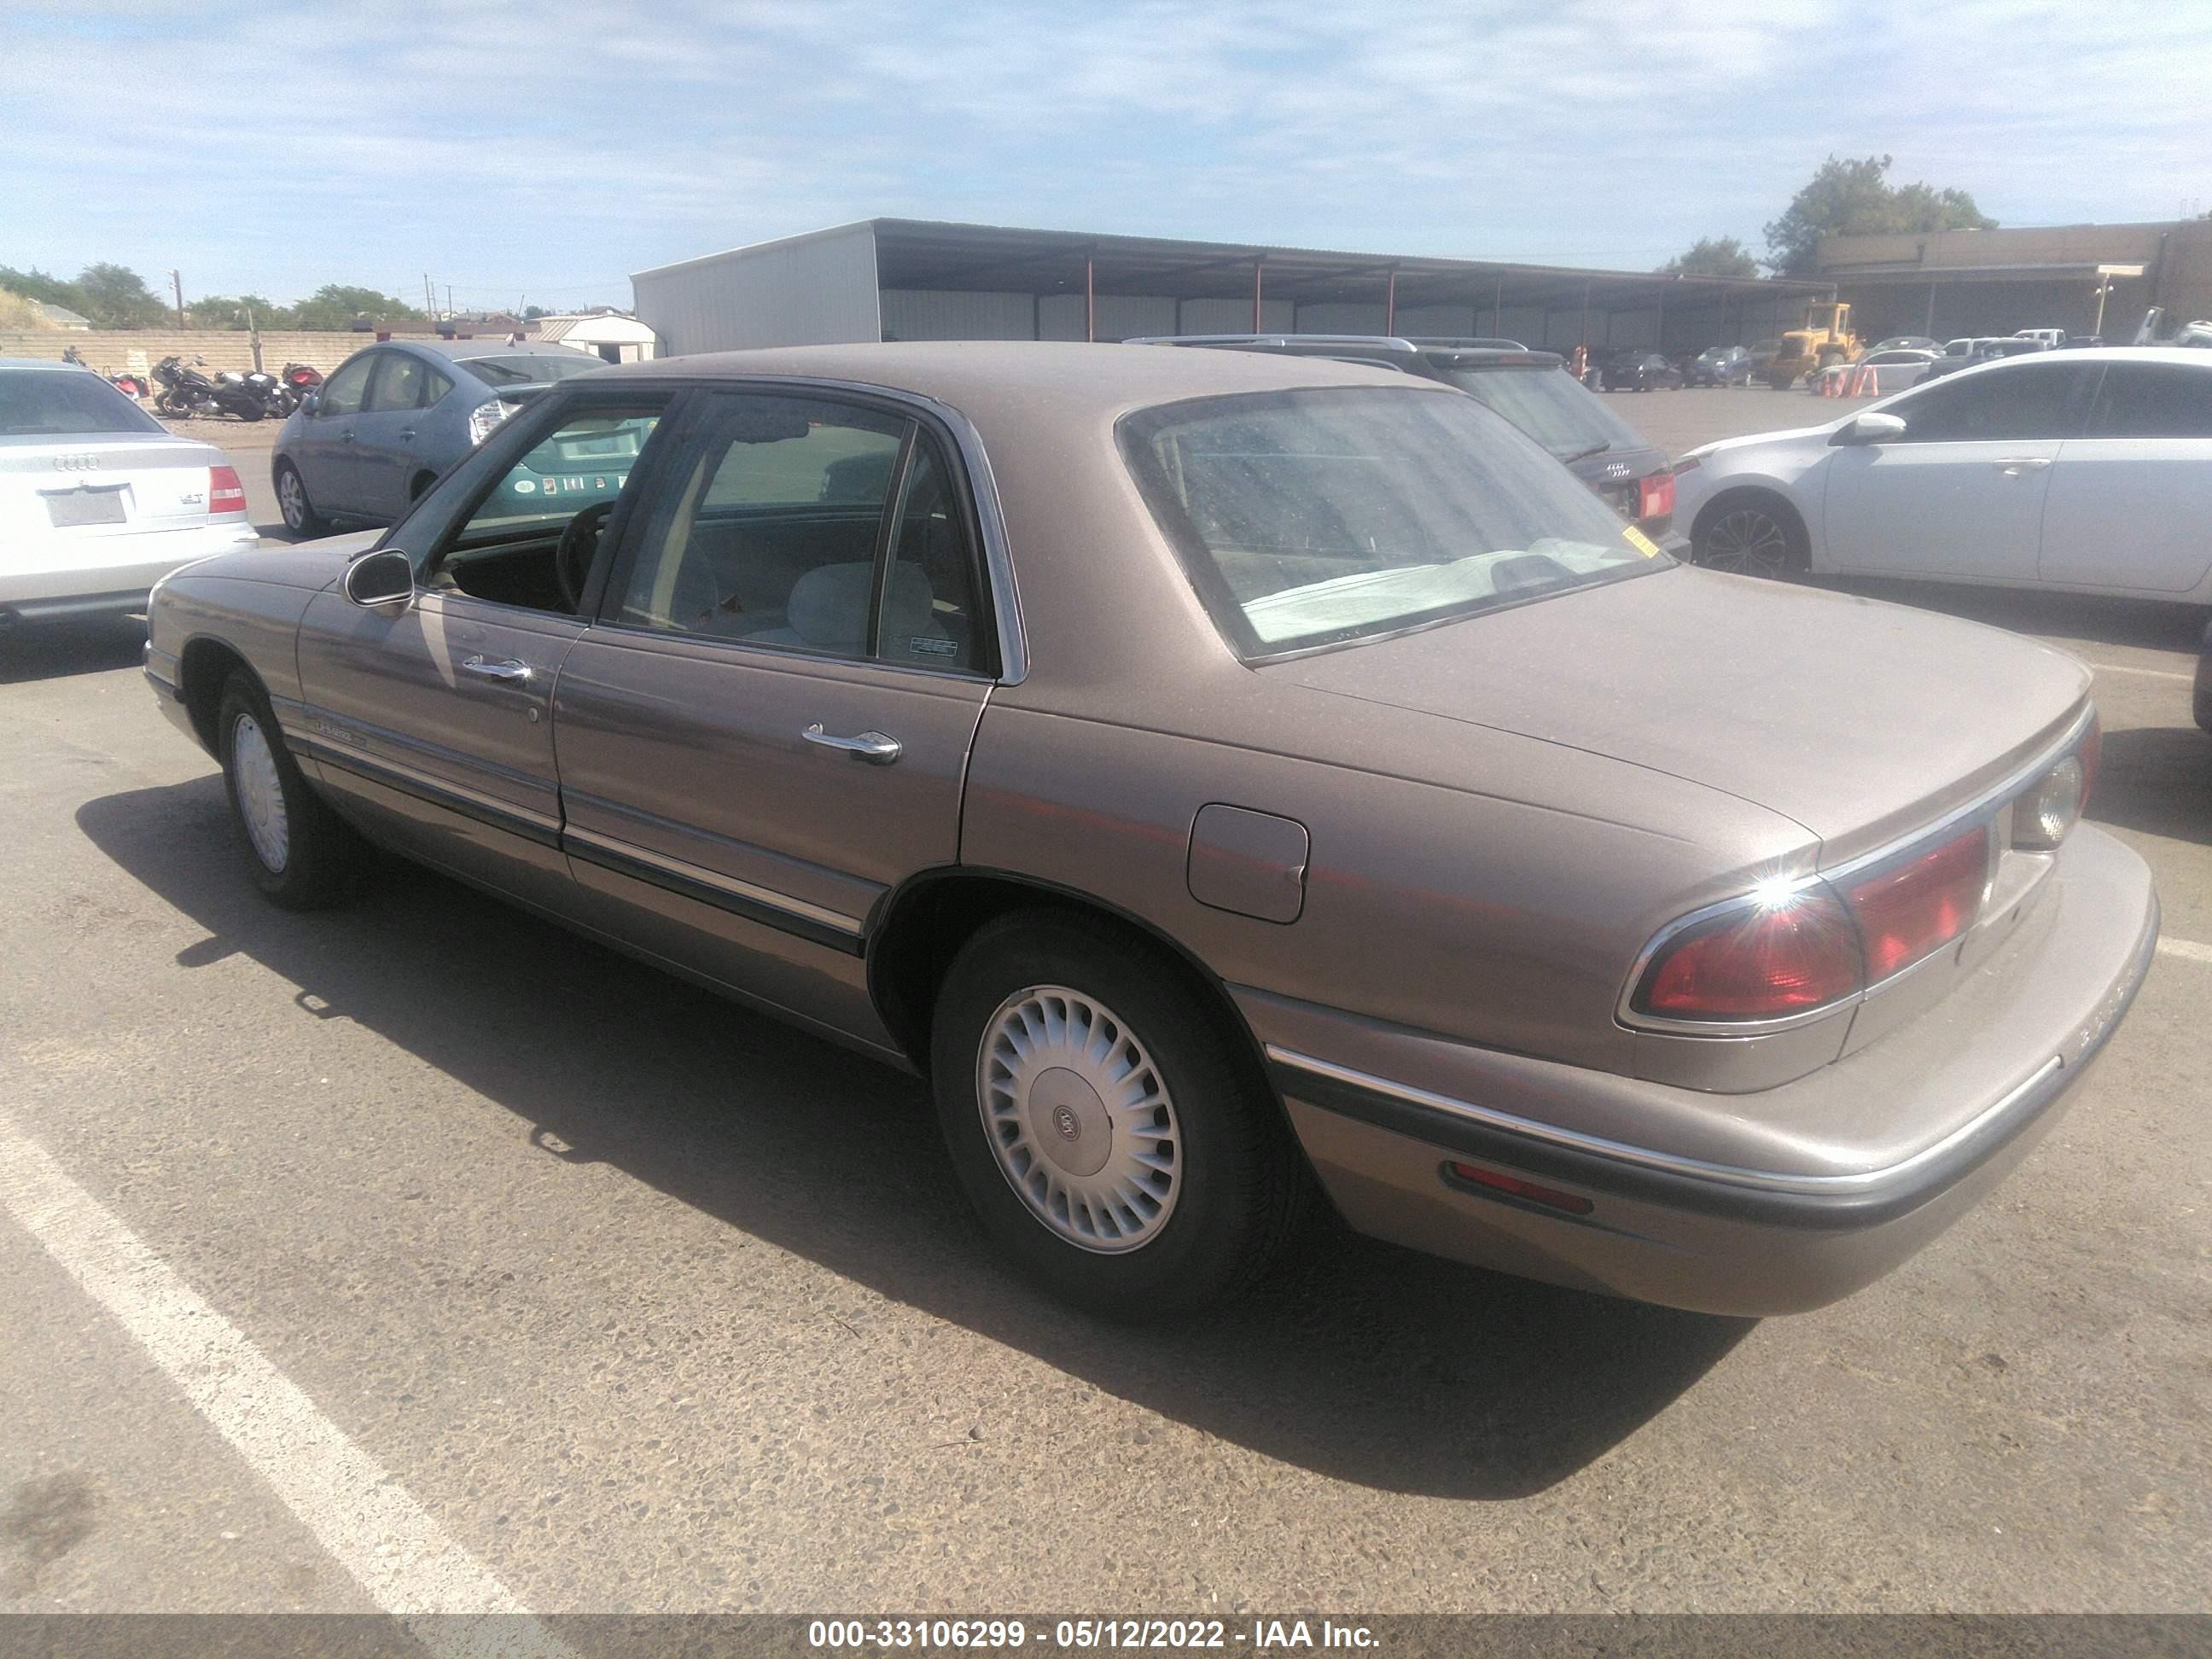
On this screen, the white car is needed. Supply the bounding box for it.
[1,358,259,627]
[1851,347,1943,391]
[1674,346,2212,600]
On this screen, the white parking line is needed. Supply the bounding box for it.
[2083,661,2193,684]
[2159,937,2212,966]
[0,1109,574,1657]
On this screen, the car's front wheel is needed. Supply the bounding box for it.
[1692,492,1808,580]
[217,674,368,909]
[275,459,326,538]
[929,911,1307,1318]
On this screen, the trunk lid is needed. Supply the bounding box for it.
[0,434,232,547]
[1260,566,2091,864]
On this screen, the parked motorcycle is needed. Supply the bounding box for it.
[273,362,323,415]
[216,366,287,419]
[153,355,265,421]
[153,355,218,418]
[62,344,150,399]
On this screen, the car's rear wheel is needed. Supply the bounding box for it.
[1693,493,1808,580]
[929,911,1306,1318]
[275,460,326,538]
[217,674,367,909]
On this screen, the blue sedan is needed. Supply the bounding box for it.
[271,339,604,535]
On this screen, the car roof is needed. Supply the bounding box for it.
[1902,344,2209,389]
[0,356,96,372]
[367,338,601,364]
[592,340,1447,416]
[1123,334,1562,369]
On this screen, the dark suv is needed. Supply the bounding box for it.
[1129,335,1683,546]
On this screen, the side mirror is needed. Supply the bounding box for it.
[301,392,320,416]
[342,548,416,610]
[1832,411,1907,446]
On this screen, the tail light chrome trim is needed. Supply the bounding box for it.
[1620,701,2099,1037]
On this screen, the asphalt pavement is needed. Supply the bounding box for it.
[1,389,2206,1619]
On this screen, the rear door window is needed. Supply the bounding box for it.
[2082,364,2212,439]
[613,393,988,671]
[364,353,432,412]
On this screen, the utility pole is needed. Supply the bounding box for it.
[445,284,452,317]
[424,273,434,317]
[171,270,185,328]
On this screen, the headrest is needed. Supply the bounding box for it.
[786,562,935,651]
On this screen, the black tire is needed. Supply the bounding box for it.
[1691,491,1809,580]
[216,673,368,909]
[929,911,1307,1318]
[274,459,326,538]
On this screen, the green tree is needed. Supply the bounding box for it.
[0,264,84,314]
[522,304,548,320]
[1763,154,1996,276]
[73,263,171,328]
[189,293,292,329]
[289,284,426,331]
[1657,236,1760,278]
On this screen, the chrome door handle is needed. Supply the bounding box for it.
[399,428,416,440]
[462,655,533,684]
[802,723,901,764]
[1994,457,2052,472]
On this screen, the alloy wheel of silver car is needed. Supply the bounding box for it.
[1698,506,1797,579]
[977,984,1183,1254]
[277,466,309,533]
[230,712,290,873]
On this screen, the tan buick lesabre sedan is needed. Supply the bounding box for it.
[144,343,2157,1318]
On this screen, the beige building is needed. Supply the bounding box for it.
[1818,218,2212,342]
[528,310,657,364]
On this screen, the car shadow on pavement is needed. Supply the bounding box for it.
[2091,725,2212,847]
[0,618,147,685]
[78,777,1754,1501]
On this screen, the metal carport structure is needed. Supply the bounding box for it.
[632,218,1831,358]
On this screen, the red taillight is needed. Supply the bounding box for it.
[208,465,247,516]
[1637,470,1675,522]
[1843,826,1988,980]
[1637,887,1861,1020]
[1444,1162,1595,1216]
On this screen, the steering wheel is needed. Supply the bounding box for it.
[555,500,618,613]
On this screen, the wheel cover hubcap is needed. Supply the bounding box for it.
[279,470,304,527]
[1701,509,1792,578]
[978,985,1182,1254]
[231,713,289,872]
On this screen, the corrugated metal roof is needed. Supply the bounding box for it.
[633,217,1828,313]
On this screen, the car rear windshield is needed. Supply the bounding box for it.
[0,369,164,437]
[1120,387,1668,660]
[1430,364,1647,462]
[458,354,605,387]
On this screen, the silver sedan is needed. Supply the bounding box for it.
[1,357,257,626]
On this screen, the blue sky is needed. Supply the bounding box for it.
[4,0,2208,313]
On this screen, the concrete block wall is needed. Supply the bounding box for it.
[0,329,386,376]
